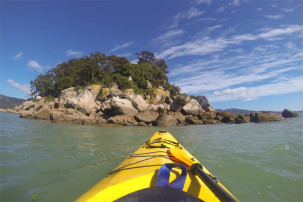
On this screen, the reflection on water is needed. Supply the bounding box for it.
[0,112,302,201]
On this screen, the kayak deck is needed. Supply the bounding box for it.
[76,131,236,201]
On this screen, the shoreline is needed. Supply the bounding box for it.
[0,85,297,127]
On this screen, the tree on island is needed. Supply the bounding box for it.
[30,51,180,98]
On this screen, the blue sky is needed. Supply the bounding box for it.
[1,0,303,111]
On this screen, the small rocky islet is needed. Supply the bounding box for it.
[1,84,298,126]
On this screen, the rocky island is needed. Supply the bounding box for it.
[1,50,296,126]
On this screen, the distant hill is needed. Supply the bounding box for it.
[216,108,285,115]
[0,94,25,109]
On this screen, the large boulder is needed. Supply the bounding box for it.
[149,104,166,112]
[185,115,203,125]
[123,89,136,100]
[190,95,215,112]
[202,104,216,112]
[156,113,178,126]
[250,112,284,123]
[169,102,183,112]
[282,109,299,118]
[33,106,51,120]
[173,94,190,106]
[135,110,159,123]
[151,88,167,104]
[50,110,84,124]
[174,111,186,125]
[22,100,35,110]
[59,87,77,101]
[111,96,138,116]
[190,95,209,106]
[33,98,45,110]
[132,95,149,112]
[65,85,101,115]
[107,115,138,126]
[181,99,204,116]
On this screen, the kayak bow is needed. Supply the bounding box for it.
[76,131,237,201]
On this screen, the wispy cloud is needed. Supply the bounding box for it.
[195,0,211,5]
[210,76,303,102]
[265,14,283,19]
[13,52,23,60]
[152,29,184,49]
[167,33,303,102]
[7,79,31,95]
[66,49,83,57]
[258,25,303,40]
[157,25,303,59]
[281,8,294,13]
[27,60,43,72]
[167,7,204,29]
[110,41,135,52]
[228,0,240,7]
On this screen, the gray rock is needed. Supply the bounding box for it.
[135,110,159,123]
[190,95,209,106]
[111,96,138,116]
[181,99,204,116]
[59,87,77,101]
[156,113,178,126]
[107,115,138,126]
[22,101,35,110]
[65,85,101,115]
[185,115,203,125]
[50,110,84,124]
[250,112,284,123]
[282,109,299,118]
[169,102,183,112]
[132,95,149,112]
[173,94,190,106]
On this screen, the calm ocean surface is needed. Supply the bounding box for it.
[0,112,302,201]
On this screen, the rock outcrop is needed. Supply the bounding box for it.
[282,109,299,118]
[3,84,291,127]
[250,112,284,123]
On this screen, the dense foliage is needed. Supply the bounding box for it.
[30,51,180,97]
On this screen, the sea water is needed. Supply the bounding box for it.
[0,112,302,201]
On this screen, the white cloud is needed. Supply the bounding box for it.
[196,0,211,5]
[185,7,204,19]
[265,14,283,19]
[27,60,43,72]
[110,41,135,52]
[210,77,303,102]
[13,52,23,60]
[66,49,83,57]
[229,0,240,7]
[258,25,303,39]
[7,79,31,95]
[281,8,294,13]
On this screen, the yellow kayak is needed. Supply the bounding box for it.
[76,131,237,201]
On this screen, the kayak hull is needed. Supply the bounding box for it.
[76,131,236,201]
